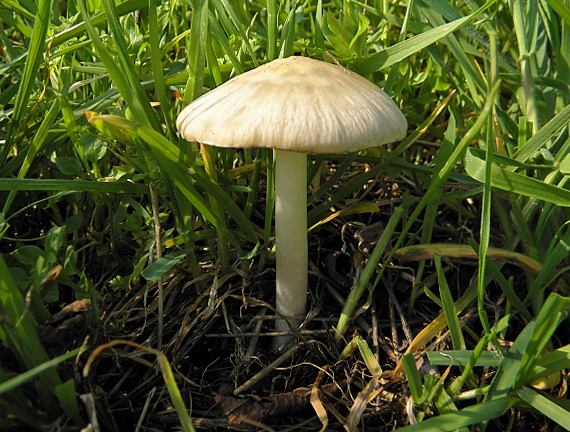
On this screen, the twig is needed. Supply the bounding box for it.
[149,182,163,351]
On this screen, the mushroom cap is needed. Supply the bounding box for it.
[176,56,407,153]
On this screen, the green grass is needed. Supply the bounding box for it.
[1,0,570,430]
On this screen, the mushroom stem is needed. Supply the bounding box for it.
[274,149,308,349]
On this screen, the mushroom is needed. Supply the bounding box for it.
[176,56,407,348]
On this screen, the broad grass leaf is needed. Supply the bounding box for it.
[465,148,570,206]
[426,351,503,367]
[395,397,516,431]
[353,0,497,75]
[517,387,570,429]
[141,251,189,281]
[526,344,570,383]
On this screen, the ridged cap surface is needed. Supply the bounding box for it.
[176,56,407,153]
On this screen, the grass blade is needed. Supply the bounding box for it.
[1,0,54,166]
[434,254,465,350]
[354,0,497,75]
[77,0,158,130]
[465,148,570,206]
[396,397,516,431]
[517,387,570,429]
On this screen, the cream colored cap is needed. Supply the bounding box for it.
[176,56,407,153]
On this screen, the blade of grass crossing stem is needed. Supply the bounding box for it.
[517,387,570,429]
[1,0,53,167]
[448,332,498,396]
[434,254,465,350]
[77,0,155,129]
[335,198,413,338]
[149,0,175,141]
[184,0,209,103]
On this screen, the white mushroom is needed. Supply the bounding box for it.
[176,56,407,348]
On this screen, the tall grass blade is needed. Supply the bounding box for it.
[1,0,54,166]
[77,0,158,130]
[149,0,175,141]
[184,0,209,103]
[354,0,497,75]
